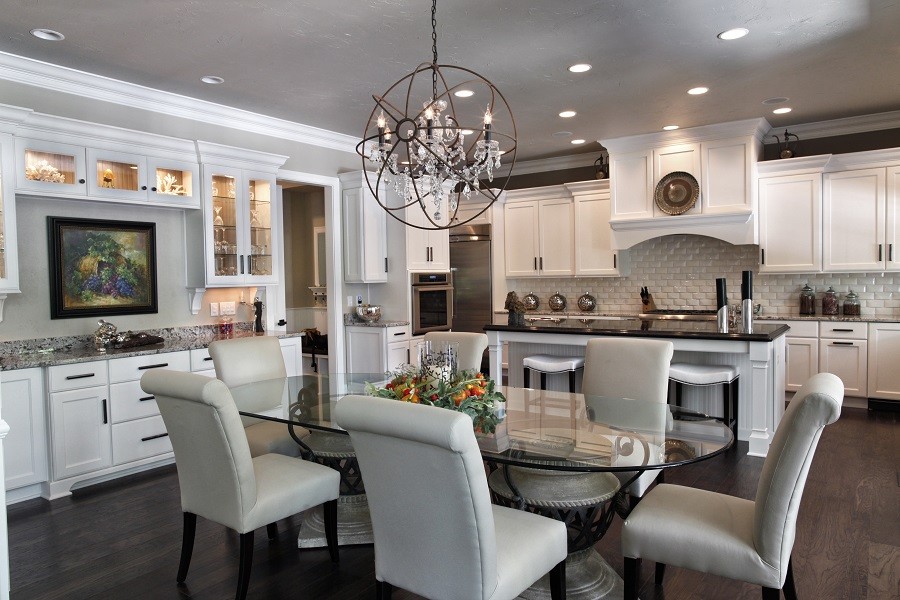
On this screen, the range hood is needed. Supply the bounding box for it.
[602,118,769,249]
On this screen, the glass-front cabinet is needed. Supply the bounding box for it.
[147,157,199,206]
[16,138,87,196]
[203,165,277,286]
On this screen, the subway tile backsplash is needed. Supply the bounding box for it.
[508,235,900,318]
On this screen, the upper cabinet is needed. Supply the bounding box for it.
[340,171,387,283]
[569,180,624,276]
[823,168,885,272]
[405,199,450,272]
[758,171,823,273]
[0,133,20,295]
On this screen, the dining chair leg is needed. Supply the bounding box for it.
[540,372,547,390]
[568,369,576,393]
[762,587,781,599]
[324,499,339,563]
[266,522,278,540]
[654,561,666,585]
[236,531,254,600]
[524,368,530,389]
[376,580,393,599]
[176,512,196,583]
[783,558,798,600]
[624,556,640,600]
[549,558,566,600]
[674,381,683,407]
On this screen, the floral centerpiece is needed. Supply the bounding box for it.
[365,364,507,434]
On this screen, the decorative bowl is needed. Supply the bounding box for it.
[523,292,540,311]
[355,304,382,323]
[577,292,596,312]
[548,292,567,312]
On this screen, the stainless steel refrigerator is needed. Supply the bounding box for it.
[449,223,492,336]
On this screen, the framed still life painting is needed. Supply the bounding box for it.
[47,217,158,319]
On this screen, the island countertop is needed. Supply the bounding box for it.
[485,319,790,342]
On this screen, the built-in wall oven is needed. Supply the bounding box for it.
[411,272,453,335]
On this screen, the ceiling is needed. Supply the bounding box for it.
[0,0,898,163]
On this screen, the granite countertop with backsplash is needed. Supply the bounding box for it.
[0,323,304,371]
[494,309,900,323]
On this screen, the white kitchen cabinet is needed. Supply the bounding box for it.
[16,137,88,196]
[771,320,819,392]
[888,165,900,271]
[867,322,900,400]
[758,173,822,273]
[701,136,755,215]
[653,143,701,216]
[345,325,410,373]
[340,171,388,283]
[202,165,279,286]
[189,347,217,377]
[2,368,48,492]
[503,189,574,277]
[819,337,867,397]
[406,200,450,272]
[610,149,654,220]
[571,181,623,276]
[49,385,112,480]
[279,337,302,377]
[823,168,886,272]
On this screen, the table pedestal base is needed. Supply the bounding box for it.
[297,493,373,548]
[519,548,623,600]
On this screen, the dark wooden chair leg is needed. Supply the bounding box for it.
[674,381,683,407]
[176,512,197,583]
[236,531,254,600]
[568,369,576,393]
[654,562,666,585]
[762,586,781,599]
[549,559,566,600]
[783,558,798,600]
[376,580,393,599]
[266,522,278,540]
[624,557,641,600]
[324,499,339,563]
[540,372,547,390]
[524,368,530,389]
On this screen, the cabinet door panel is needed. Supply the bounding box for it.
[819,339,867,397]
[2,369,48,490]
[785,338,818,392]
[823,168,885,271]
[575,194,618,275]
[867,324,900,400]
[611,151,653,219]
[654,143,701,216]
[759,174,822,273]
[538,199,574,276]
[16,138,87,196]
[504,202,539,277]
[51,387,112,479]
[886,166,900,271]
[702,139,751,214]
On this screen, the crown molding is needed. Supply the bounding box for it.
[756,154,833,175]
[768,110,900,141]
[196,140,288,172]
[0,51,358,154]
[493,150,606,178]
[602,118,771,155]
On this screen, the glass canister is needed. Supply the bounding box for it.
[842,290,861,316]
[822,286,839,316]
[799,283,816,315]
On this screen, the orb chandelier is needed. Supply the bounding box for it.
[357,0,517,230]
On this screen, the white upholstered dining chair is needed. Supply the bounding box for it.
[140,370,340,600]
[581,337,675,504]
[621,372,844,600]
[208,336,307,458]
[334,395,568,600]
[422,330,489,372]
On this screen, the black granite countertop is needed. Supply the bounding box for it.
[485,318,790,342]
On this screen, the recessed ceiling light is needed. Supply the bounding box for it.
[687,87,709,95]
[571,139,586,145]
[30,28,64,41]
[772,107,792,114]
[718,27,749,41]
[559,110,577,118]
[454,89,474,98]
[552,131,573,137]
[762,97,790,105]
[200,75,224,85]
[568,63,592,73]
[460,129,475,135]
[663,125,679,131]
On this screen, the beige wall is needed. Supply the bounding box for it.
[283,187,325,308]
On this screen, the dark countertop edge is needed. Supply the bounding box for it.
[485,323,790,342]
[494,310,899,323]
[1,330,304,372]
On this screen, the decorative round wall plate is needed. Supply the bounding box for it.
[654,171,700,215]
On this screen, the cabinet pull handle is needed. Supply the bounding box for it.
[78,178,86,184]
[393,332,405,336]
[878,243,883,261]
[138,395,155,402]
[203,357,213,361]
[761,248,765,265]
[102,399,108,424]
[534,257,537,270]
[613,253,617,269]
[141,432,169,442]
[138,363,169,370]
[830,328,853,332]
[384,257,388,272]
[141,185,148,191]
[890,243,895,262]
[65,373,95,380]
[151,187,157,192]
[539,256,543,270]
[831,341,854,345]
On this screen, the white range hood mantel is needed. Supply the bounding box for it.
[602,118,768,249]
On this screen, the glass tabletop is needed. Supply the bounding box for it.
[229,373,733,473]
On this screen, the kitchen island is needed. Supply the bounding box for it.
[485,319,790,457]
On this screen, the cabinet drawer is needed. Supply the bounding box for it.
[108,351,190,383]
[112,415,172,465]
[386,325,411,342]
[819,322,867,339]
[769,320,819,338]
[190,348,215,372]
[109,380,161,423]
[48,361,109,392]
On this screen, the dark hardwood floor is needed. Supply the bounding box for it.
[8,406,898,600]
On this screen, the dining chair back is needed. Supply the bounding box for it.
[581,338,674,501]
[208,336,305,457]
[140,369,340,600]
[422,331,489,373]
[334,395,567,600]
[621,372,844,599]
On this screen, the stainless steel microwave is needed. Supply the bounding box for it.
[411,272,453,335]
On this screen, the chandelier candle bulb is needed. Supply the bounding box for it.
[377,113,386,144]
[484,109,493,142]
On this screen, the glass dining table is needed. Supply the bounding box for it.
[229,373,733,600]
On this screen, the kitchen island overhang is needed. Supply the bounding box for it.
[485,319,790,457]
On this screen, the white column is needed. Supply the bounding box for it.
[747,340,775,457]
[0,373,11,599]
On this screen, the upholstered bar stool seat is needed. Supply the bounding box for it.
[669,363,739,437]
[523,355,586,392]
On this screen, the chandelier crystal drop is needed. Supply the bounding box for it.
[357,0,516,230]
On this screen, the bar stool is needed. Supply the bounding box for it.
[523,354,585,392]
[669,363,739,437]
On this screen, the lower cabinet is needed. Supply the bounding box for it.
[868,322,900,400]
[2,368,48,492]
[49,385,113,480]
[346,325,411,373]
